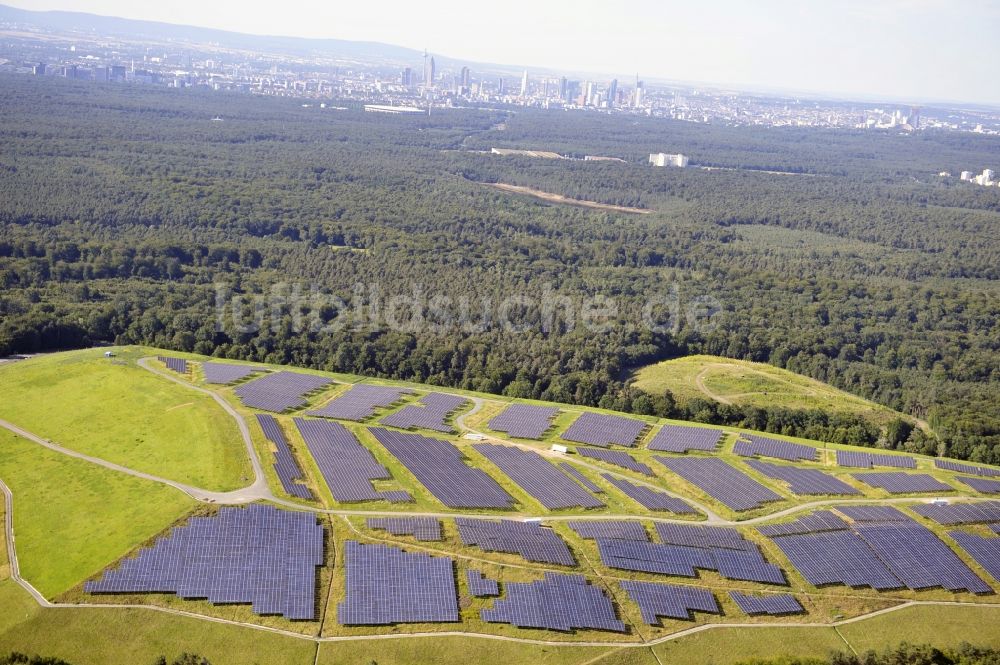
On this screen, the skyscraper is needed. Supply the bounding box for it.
[423,52,435,88]
[497,77,505,95]
[460,66,471,89]
[559,77,568,101]
[608,79,618,108]
[402,67,413,87]
[520,70,528,97]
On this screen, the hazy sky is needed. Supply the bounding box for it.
[10,0,1000,104]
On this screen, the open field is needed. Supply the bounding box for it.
[484,182,654,213]
[631,354,918,428]
[0,348,252,491]
[0,428,196,597]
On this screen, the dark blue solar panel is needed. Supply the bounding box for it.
[158,356,188,374]
[768,530,903,590]
[256,414,313,500]
[481,572,625,632]
[851,472,953,494]
[646,424,723,453]
[466,570,501,597]
[601,474,698,514]
[567,521,649,542]
[745,460,860,496]
[456,518,575,566]
[957,477,1000,494]
[730,592,804,616]
[757,510,848,537]
[370,428,516,509]
[559,462,604,493]
[619,581,720,624]
[656,457,782,511]
[560,412,648,448]
[950,532,1000,582]
[234,371,333,412]
[836,505,914,522]
[910,501,1000,525]
[488,404,560,439]
[86,504,323,620]
[337,541,459,625]
[380,392,468,433]
[576,447,654,476]
[836,451,916,469]
[734,436,818,462]
[309,384,413,421]
[202,362,263,384]
[366,517,442,541]
[474,444,604,510]
[935,459,1000,478]
[655,524,756,551]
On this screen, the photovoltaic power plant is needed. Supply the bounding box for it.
[234,371,333,412]
[909,501,1000,525]
[487,404,560,439]
[601,474,698,514]
[949,532,1000,582]
[957,477,1000,494]
[655,523,759,551]
[596,536,785,584]
[370,428,516,509]
[308,384,412,421]
[337,541,459,625]
[744,460,861,496]
[201,362,263,384]
[757,510,848,538]
[836,451,916,469]
[646,424,724,453]
[366,517,442,541]
[851,472,953,494]
[769,529,904,590]
[656,457,783,511]
[559,463,604,493]
[730,592,804,616]
[576,447,654,476]
[836,505,913,522]
[619,581,720,624]
[935,459,1000,477]
[473,444,604,510]
[481,573,625,633]
[294,418,407,503]
[256,414,313,500]
[560,412,648,448]
[379,392,468,433]
[567,520,650,542]
[733,435,818,462]
[85,504,323,620]
[158,356,187,374]
[993,524,1000,534]
[466,570,500,597]
[455,518,575,566]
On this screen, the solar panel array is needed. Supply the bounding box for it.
[646,424,724,453]
[601,474,698,514]
[85,504,323,620]
[455,518,575,566]
[337,541,459,625]
[294,419,403,503]
[560,412,648,448]
[380,392,468,433]
[370,428,515,509]
[851,472,953,494]
[769,530,904,590]
[366,517,442,541]
[935,459,1000,478]
[576,447,654,476]
[596,536,785,584]
[909,501,1000,525]
[202,362,263,384]
[656,457,783,511]
[745,460,861,496]
[958,477,1000,494]
[466,570,501,597]
[734,436,818,462]
[757,510,848,538]
[836,451,916,469]
[836,505,913,522]
[619,581,720,624]
[481,573,625,633]
[559,463,604,493]
[567,521,650,542]
[655,523,755,551]
[256,414,313,500]
[235,371,333,412]
[640,524,785,584]
[951,532,1000,582]
[488,404,560,439]
[730,592,804,616]
[158,356,188,374]
[992,524,1000,535]
[308,384,413,421]
[473,444,604,510]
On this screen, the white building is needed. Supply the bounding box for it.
[649,152,689,168]
[960,171,973,181]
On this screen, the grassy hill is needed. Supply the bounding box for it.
[631,355,923,430]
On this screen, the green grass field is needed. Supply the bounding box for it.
[0,428,196,597]
[631,354,916,428]
[0,347,252,491]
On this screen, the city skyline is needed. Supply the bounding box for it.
[5,0,1000,106]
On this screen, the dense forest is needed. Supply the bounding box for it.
[1,75,998,461]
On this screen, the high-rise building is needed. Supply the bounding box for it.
[402,67,413,86]
[460,66,471,89]
[634,77,645,107]
[608,79,618,108]
[423,52,435,88]
[559,76,568,101]
[520,70,528,96]
[32,63,45,76]
[497,76,505,95]
[584,81,594,106]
